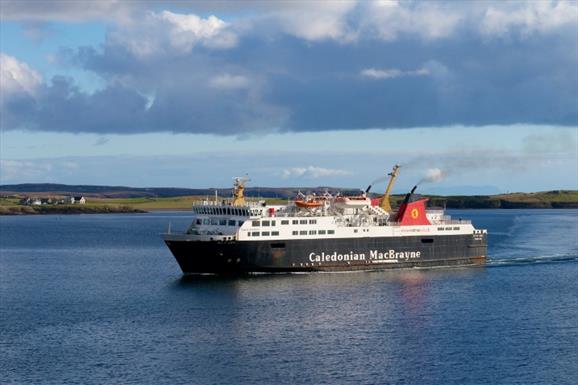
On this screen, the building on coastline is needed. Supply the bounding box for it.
[70,196,86,204]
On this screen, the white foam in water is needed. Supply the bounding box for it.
[487,253,578,267]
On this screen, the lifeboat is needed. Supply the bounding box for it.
[294,192,327,208]
[295,199,323,209]
[334,195,371,207]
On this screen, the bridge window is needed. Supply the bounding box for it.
[210,219,219,225]
[219,219,227,226]
[228,220,236,226]
[203,219,210,225]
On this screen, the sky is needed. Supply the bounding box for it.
[1,0,577,194]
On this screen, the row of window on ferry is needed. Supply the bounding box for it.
[196,218,245,227]
[248,229,335,237]
[251,219,318,227]
[193,206,250,216]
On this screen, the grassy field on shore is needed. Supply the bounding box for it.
[1,190,577,215]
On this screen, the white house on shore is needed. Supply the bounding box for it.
[70,196,86,204]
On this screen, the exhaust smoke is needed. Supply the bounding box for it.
[418,168,446,185]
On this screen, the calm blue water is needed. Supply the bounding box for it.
[1,210,577,385]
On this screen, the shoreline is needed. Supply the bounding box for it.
[0,206,147,216]
[1,206,577,216]
[2,191,577,215]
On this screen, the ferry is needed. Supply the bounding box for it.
[162,166,487,274]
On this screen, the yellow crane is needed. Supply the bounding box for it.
[232,176,250,206]
[379,165,401,213]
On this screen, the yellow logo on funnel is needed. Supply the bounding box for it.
[411,208,419,219]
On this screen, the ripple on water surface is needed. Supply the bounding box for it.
[0,210,577,385]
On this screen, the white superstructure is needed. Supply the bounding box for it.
[168,193,485,243]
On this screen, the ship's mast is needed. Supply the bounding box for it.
[232,176,249,206]
[379,164,400,213]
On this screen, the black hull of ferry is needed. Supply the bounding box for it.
[164,234,487,274]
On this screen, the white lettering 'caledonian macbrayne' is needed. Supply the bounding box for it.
[308,250,422,263]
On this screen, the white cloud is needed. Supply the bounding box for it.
[365,1,462,41]
[481,1,578,37]
[0,159,53,182]
[157,11,237,50]
[209,74,250,90]
[270,1,358,42]
[282,166,351,179]
[522,130,577,154]
[0,159,82,183]
[109,11,237,57]
[360,67,430,79]
[0,53,43,99]
[3,1,576,45]
[0,0,131,22]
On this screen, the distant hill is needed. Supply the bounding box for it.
[1,183,577,209]
[0,183,361,199]
[424,190,578,209]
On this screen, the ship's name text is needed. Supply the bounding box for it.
[308,250,421,263]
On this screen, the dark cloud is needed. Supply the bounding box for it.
[2,7,577,134]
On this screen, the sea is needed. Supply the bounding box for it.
[1,209,577,385]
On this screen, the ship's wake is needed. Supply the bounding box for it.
[486,253,578,267]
